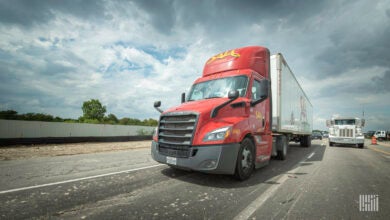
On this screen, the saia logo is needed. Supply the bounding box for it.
[207,50,240,64]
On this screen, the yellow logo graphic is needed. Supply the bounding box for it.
[255,111,263,120]
[232,129,241,136]
[207,50,240,64]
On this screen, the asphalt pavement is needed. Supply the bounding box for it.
[0,139,389,219]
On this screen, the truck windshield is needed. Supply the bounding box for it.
[187,76,248,101]
[334,119,356,125]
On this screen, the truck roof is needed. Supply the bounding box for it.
[202,46,270,78]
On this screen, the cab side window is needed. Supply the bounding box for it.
[252,80,261,100]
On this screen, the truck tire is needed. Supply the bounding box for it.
[329,142,334,147]
[277,135,287,160]
[358,144,364,149]
[300,135,311,147]
[234,138,255,181]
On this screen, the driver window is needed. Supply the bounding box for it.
[252,80,261,100]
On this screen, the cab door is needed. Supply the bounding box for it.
[250,76,271,162]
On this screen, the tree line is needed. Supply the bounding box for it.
[0,99,158,126]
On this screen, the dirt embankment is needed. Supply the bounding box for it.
[0,141,152,161]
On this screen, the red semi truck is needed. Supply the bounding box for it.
[152,46,312,180]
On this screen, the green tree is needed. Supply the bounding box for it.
[119,117,130,125]
[103,113,119,124]
[142,118,158,126]
[0,110,18,119]
[82,99,106,121]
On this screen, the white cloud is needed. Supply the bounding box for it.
[0,0,389,132]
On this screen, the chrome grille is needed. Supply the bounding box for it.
[339,129,354,137]
[157,114,197,158]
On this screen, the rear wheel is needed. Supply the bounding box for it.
[358,144,364,148]
[234,138,255,181]
[300,135,311,147]
[329,142,334,147]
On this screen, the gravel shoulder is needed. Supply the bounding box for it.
[0,140,152,161]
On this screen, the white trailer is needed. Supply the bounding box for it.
[270,53,313,146]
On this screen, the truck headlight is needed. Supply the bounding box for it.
[356,128,363,136]
[203,126,231,142]
[152,127,158,141]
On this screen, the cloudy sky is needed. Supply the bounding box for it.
[0,0,389,131]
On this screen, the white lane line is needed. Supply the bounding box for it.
[307,152,315,159]
[0,164,165,195]
[233,150,316,220]
[233,165,302,220]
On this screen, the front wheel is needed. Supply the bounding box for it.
[234,138,255,181]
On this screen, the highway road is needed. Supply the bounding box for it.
[1,140,389,219]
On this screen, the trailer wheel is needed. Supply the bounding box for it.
[277,135,287,160]
[358,144,364,149]
[234,138,255,181]
[329,142,334,147]
[300,135,311,147]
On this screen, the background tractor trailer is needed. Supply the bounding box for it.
[152,46,313,180]
[326,117,365,148]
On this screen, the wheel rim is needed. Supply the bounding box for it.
[241,145,253,172]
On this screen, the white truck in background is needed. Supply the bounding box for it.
[326,117,365,148]
[374,130,389,141]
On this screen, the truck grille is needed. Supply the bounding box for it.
[339,129,354,137]
[157,113,197,158]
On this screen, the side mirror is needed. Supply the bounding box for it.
[228,90,239,99]
[154,101,163,113]
[154,101,161,108]
[181,93,186,103]
[210,90,239,118]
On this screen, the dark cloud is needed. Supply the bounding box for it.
[372,70,390,92]
[0,0,106,27]
[315,6,390,79]
[131,0,329,35]
[316,70,390,98]
[132,0,175,34]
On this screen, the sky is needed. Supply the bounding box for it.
[0,0,389,131]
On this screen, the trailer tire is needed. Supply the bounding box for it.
[234,138,255,181]
[358,144,364,149]
[300,135,311,147]
[277,135,287,160]
[329,142,334,147]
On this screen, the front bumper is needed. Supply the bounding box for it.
[151,141,240,174]
[329,136,364,144]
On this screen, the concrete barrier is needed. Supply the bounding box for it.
[0,119,154,145]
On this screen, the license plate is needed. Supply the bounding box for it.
[166,156,177,165]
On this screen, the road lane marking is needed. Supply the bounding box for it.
[233,165,301,220]
[233,149,317,220]
[368,146,390,156]
[0,164,165,195]
[307,152,315,159]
